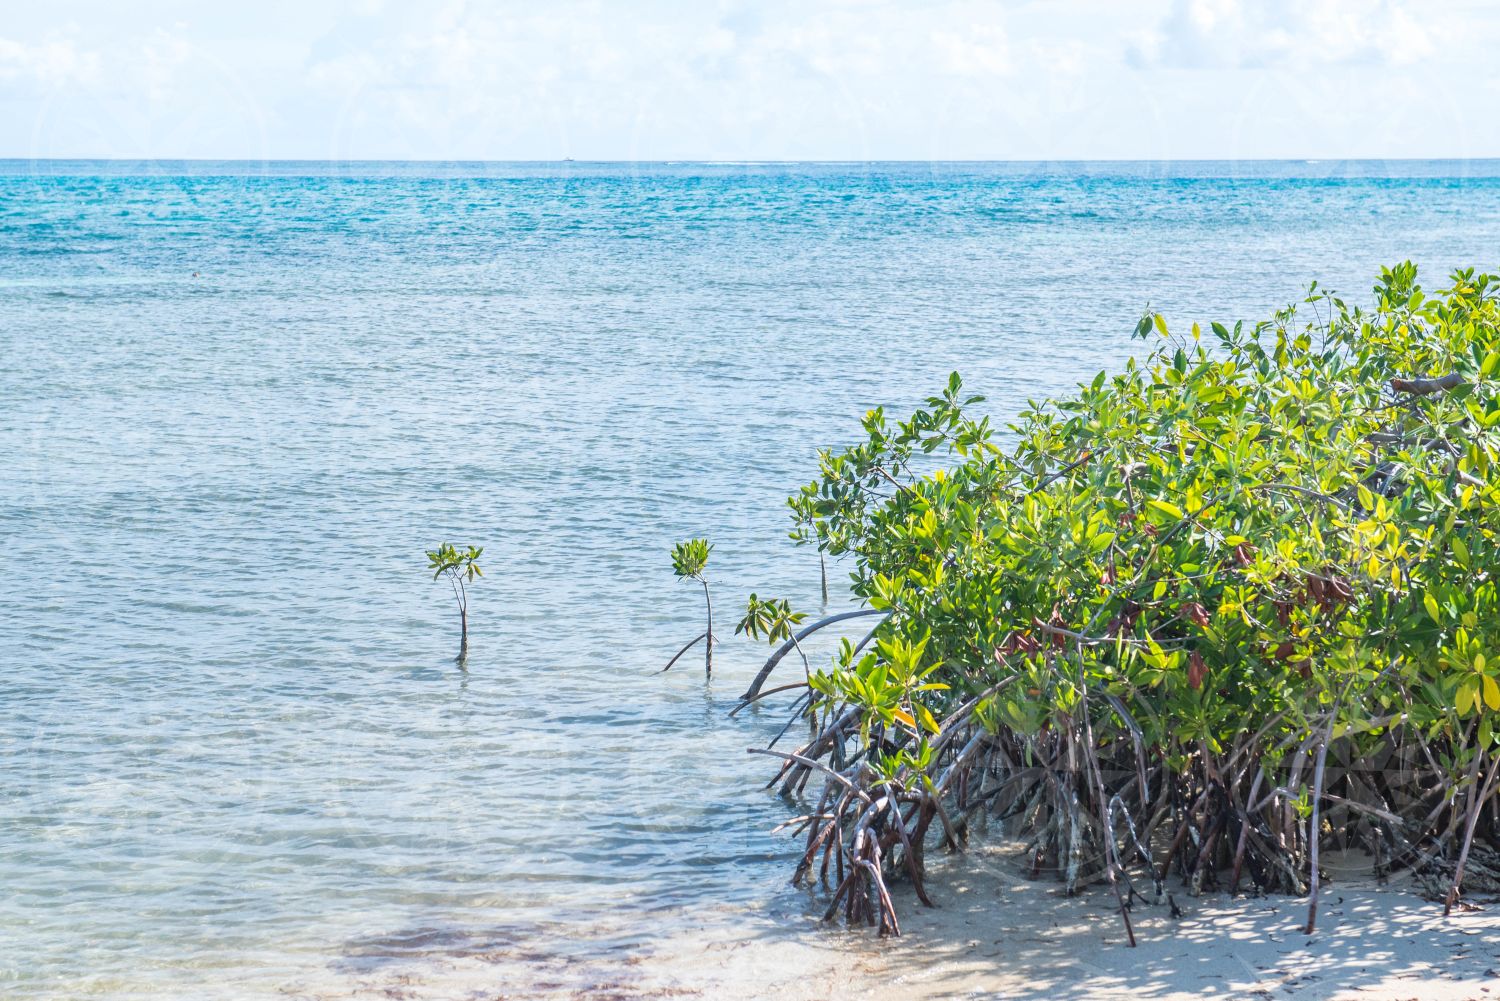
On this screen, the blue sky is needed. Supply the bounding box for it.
[1,0,1495,161]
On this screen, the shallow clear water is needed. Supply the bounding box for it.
[3,159,1500,997]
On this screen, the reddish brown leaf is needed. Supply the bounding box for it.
[1046,608,1067,649]
[1188,651,1207,690]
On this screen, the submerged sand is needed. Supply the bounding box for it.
[278,852,1499,1001]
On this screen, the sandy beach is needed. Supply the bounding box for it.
[274,848,1499,1001]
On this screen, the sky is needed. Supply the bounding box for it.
[1,0,1497,161]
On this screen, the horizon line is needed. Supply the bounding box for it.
[6,156,1500,164]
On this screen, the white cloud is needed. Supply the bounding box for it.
[1127,0,1435,69]
[1029,38,1088,78]
[140,28,196,103]
[0,0,1494,159]
[295,0,1028,157]
[934,23,1012,76]
[0,35,100,87]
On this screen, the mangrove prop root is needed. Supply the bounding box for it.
[660,631,710,674]
[751,702,1500,942]
[738,609,887,703]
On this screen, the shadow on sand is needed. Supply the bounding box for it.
[298,851,1499,1000]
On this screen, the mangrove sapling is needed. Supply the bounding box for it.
[738,595,816,737]
[712,264,1500,939]
[426,543,483,664]
[737,607,887,705]
[664,539,716,678]
[738,594,810,674]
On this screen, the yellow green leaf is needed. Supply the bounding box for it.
[1458,680,1477,716]
[1147,499,1185,520]
[1484,676,1500,712]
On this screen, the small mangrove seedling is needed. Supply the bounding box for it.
[426,543,483,663]
[663,538,716,678]
[735,595,817,735]
[737,594,810,675]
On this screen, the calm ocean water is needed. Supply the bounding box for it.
[4,159,1500,997]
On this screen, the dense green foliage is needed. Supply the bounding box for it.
[738,264,1500,936]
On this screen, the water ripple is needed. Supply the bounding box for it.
[3,160,1499,998]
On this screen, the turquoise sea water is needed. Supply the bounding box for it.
[4,160,1500,997]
